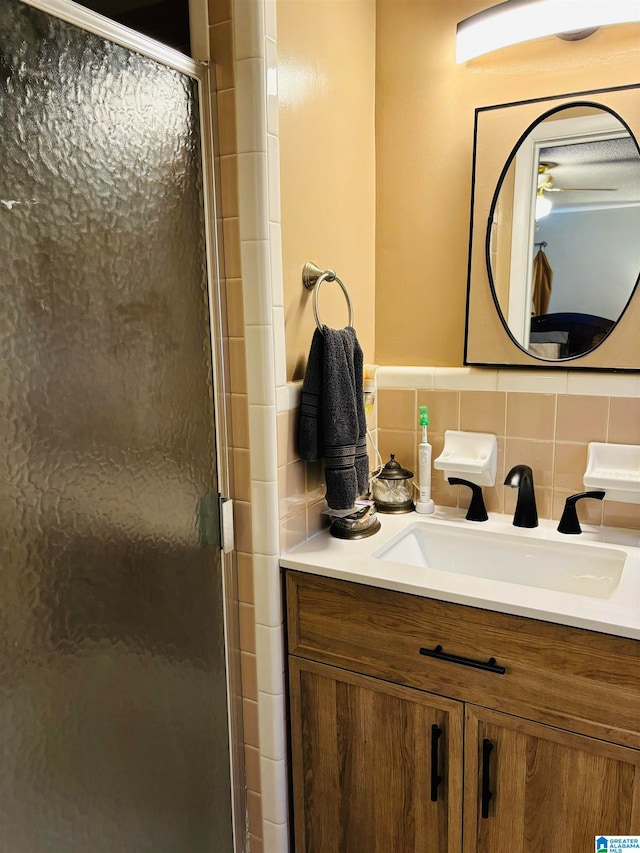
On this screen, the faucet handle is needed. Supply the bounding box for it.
[557,490,605,534]
[448,477,488,522]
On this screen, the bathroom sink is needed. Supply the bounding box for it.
[372,522,626,599]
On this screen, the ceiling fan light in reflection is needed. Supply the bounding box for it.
[456,0,640,63]
[535,194,552,220]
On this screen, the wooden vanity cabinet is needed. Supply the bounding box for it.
[289,658,463,852]
[285,570,640,853]
[464,707,640,852]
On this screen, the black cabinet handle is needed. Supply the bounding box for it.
[419,644,506,675]
[481,738,494,819]
[430,724,442,802]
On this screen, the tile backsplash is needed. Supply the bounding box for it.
[278,371,640,546]
[376,387,639,529]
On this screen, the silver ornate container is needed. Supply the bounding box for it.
[372,454,414,513]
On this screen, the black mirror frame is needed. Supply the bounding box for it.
[464,83,640,372]
[485,100,639,363]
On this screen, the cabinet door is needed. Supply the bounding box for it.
[464,705,640,853]
[289,657,463,853]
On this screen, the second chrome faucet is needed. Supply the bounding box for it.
[504,464,538,528]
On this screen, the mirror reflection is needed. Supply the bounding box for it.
[488,105,640,360]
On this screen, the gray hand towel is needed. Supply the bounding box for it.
[298,328,324,463]
[352,335,369,498]
[298,325,369,510]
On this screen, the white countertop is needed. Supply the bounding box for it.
[280,507,640,640]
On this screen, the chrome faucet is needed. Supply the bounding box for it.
[504,464,538,528]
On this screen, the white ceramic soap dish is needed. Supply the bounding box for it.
[434,430,497,487]
[584,442,640,504]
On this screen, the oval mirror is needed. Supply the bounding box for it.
[487,103,640,361]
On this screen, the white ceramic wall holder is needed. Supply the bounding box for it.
[433,430,498,487]
[583,442,640,504]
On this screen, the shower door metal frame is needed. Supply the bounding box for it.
[11,1,244,849]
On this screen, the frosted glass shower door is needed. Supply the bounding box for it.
[0,1,234,851]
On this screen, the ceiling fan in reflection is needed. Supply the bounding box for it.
[535,162,617,220]
[537,162,617,194]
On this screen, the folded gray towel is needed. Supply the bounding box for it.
[298,328,324,462]
[299,325,369,510]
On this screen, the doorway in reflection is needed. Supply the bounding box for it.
[489,105,640,359]
[530,136,640,357]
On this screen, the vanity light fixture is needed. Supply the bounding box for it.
[456,0,640,63]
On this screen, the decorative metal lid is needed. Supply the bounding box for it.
[377,454,413,480]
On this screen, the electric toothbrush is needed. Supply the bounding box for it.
[415,405,435,514]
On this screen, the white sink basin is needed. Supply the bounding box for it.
[372,522,626,599]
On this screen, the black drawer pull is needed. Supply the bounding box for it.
[481,738,494,819]
[430,724,442,802]
[419,644,506,674]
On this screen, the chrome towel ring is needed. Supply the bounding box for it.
[303,261,354,332]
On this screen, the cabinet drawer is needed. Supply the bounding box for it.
[286,571,640,749]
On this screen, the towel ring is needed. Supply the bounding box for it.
[302,261,354,332]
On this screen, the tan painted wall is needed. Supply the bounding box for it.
[277,0,377,380]
[375,0,640,366]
